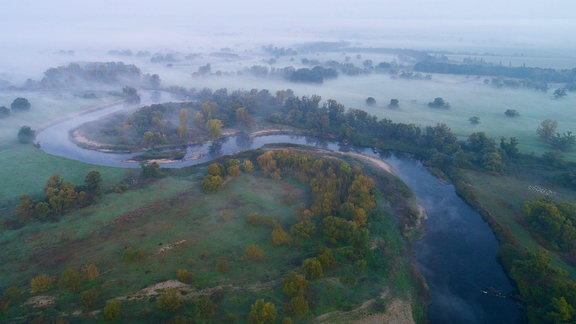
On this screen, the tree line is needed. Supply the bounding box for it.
[15,171,102,225]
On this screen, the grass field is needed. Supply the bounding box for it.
[0,151,421,322]
[0,90,125,207]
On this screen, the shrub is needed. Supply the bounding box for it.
[30,274,55,293]
[82,264,100,282]
[103,299,123,321]
[248,299,277,324]
[80,288,101,311]
[177,268,195,283]
[271,225,292,246]
[245,244,265,261]
[156,288,182,313]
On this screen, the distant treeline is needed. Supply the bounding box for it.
[414,61,576,85]
[24,62,161,89]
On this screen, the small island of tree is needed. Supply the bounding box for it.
[17,126,35,143]
[365,97,376,106]
[428,97,450,108]
[11,97,31,112]
[0,106,10,118]
[388,99,399,108]
[505,109,519,117]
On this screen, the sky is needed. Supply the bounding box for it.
[0,0,575,64]
[2,0,575,47]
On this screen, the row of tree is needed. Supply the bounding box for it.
[15,171,102,224]
[0,97,31,118]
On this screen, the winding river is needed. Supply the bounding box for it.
[35,92,522,323]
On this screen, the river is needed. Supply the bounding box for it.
[35,93,522,323]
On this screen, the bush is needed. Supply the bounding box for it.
[103,299,123,321]
[82,264,100,282]
[245,244,265,261]
[177,268,195,283]
[80,288,101,311]
[156,288,182,313]
[30,273,55,293]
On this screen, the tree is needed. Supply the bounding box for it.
[122,86,140,103]
[141,161,160,178]
[243,160,254,173]
[504,109,519,117]
[271,225,292,246]
[84,170,103,197]
[301,257,323,280]
[428,97,449,108]
[468,116,480,125]
[0,106,10,118]
[195,296,216,319]
[550,131,576,151]
[30,274,55,292]
[283,271,308,297]
[16,195,36,223]
[245,244,265,261]
[103,299,123,321]
[82,264,100,282]
[156,288,182,313]
[17,125,35,143]
[548,296,575,322]
[248,299,277,324]
[388,99,399,108]
[537,119,558,143]
[365,97,376,106]
[206,119,223,139]
[553,88,567,99]
[11,97,31,111]
[286,296,309,318]
[201,174,223,192]
[178,108,188,139]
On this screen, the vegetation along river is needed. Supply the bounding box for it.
[35,94,522,323]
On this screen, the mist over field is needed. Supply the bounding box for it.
[1,0,575,81]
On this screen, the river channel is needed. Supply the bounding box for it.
[35,92,522,323]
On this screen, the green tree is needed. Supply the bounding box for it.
[283,271,308,297]
[80,288,101,310]
[11,97,31,111]
[206,119,223,139]
[0,106,10,118]
[271,225,292,246]
[30,273,55,293]
[301,257,323,280]
[178,108,188,139]
[248,299,277,324]
[141,161,160,178]
[195,296,216,319]
[537,119,558,143]
[16,195,36,223]
[290,219,316,240]
[201,174,223,192]
[245,244,265,261]
[84,170,103,197]
[17,125,35,143]
[103,299,123,321]
[286,296,309,318]
[548,296,575,323]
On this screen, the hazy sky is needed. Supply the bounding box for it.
[1,0,575,51]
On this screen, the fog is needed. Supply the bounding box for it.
[1,0,575,82]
